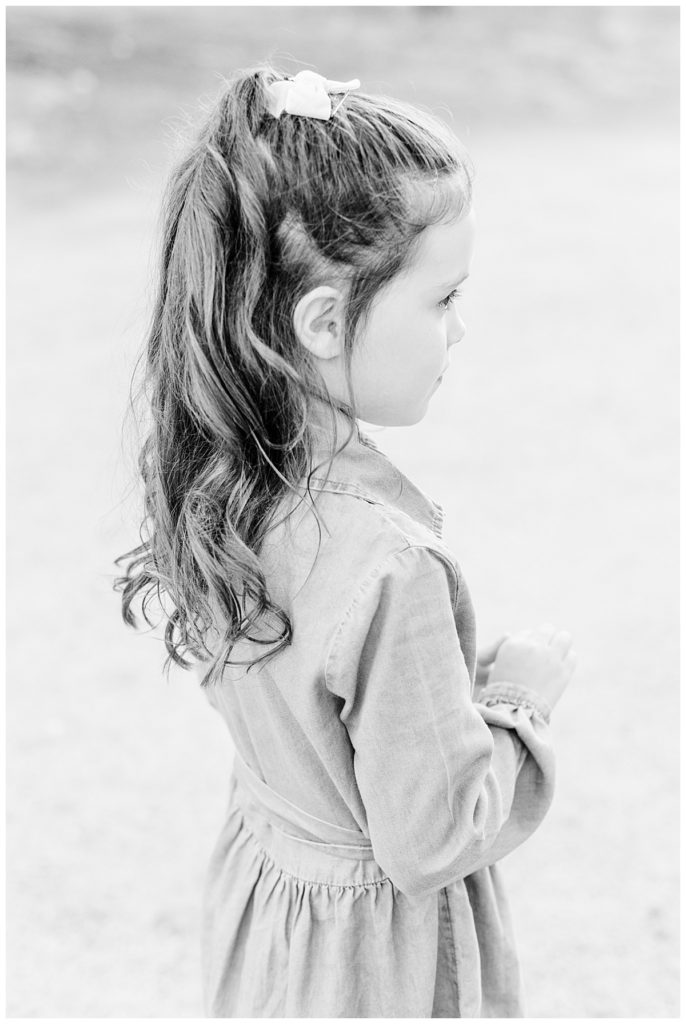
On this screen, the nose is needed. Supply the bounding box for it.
[446,306,466,348]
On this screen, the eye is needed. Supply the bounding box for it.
[438,288,463,310]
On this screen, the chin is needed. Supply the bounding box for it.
[397,407,428,427]
[361,405,428,428]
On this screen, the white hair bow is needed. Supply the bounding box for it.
[266,70,361,121]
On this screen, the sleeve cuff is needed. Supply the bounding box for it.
[476,682,552,724]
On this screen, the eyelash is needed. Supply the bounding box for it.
[438,288,463,310]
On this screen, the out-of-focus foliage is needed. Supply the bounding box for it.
[7,6,678,201]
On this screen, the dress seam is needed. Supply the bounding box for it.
[439,887,461,1008]
[237,807,392,891]
[325,543,460,694]
[308,479,441,547]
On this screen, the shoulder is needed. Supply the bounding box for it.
[322,541,465,703]
[261,482,477,688]
[302,486,459,604]
[335,536,460,619]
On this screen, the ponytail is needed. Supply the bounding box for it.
[115,65,473,685]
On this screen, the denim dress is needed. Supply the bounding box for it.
[199,419,555,1018]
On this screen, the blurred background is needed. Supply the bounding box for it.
[6,5,679,1017]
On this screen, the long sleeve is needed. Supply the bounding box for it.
[324,544,555,899]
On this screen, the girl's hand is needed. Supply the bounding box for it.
[487,622,577,711]
[474,634,509,693]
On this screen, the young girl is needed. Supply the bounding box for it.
[116,66,576,1018]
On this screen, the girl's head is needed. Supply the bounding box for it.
[313,204,476,427]
[116,65,475,681]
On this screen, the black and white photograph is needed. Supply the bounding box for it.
[6,4,680,1018]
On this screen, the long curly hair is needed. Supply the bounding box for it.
[115,65,474,686]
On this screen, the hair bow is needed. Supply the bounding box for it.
[266,70,361,121]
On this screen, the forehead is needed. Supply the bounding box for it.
[408,207,476,281]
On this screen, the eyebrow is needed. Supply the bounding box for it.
[435,272,470,291]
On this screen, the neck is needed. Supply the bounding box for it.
[306,397,359,458]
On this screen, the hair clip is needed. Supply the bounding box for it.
[266,70,361,122]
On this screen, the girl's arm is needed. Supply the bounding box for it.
[324,544,555,899]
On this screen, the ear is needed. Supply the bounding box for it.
[292,286,346,360]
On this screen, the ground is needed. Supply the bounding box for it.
[6,7,679,1017]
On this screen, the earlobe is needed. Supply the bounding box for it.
[293,286,345,360]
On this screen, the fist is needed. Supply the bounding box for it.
[487,623,577,711]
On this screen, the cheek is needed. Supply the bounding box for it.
[390,316,441,369]
[355,307,444,388]
[415,320,446,370]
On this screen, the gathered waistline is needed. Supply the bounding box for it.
[230,752,390,888]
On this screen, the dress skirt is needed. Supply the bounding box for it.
[201,753,525,1018]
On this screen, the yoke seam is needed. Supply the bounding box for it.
[307,477,444,544]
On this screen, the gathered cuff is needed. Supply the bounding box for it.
[476,682,552,724]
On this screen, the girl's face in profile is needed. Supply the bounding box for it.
[351,205,476,427]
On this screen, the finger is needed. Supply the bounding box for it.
[550,630,573,657]
[475,665,490,686]
[477,634,510,665]
[533,622,557,643]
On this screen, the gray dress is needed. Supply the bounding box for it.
[199,422,555,1017]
